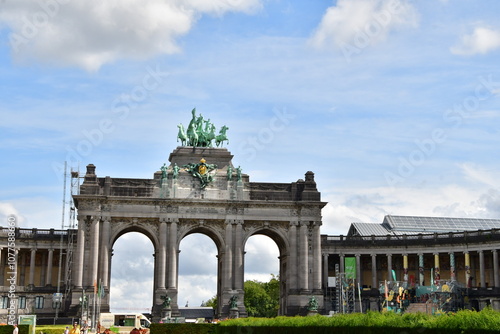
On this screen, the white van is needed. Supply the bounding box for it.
[99,313,150,334]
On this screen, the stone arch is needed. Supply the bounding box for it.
[176,222,229,316]
[243,226,289,254]
[177,224,225,251]
[108,229,156,312]
[177,225,224,313]
[243,226,290,316]
[106,221,160,314]
[110,222,160,250]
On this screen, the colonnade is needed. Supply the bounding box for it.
[0,244,66,288]
[323,249,500,290]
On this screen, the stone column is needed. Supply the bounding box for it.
[74,217,86,288]
[493,250,499,288]
[418,253,424,286]
[355,254,361,286]
[46,248,54,286]
[387,254,392,281]
[157,220,167,290]
[29,248,36,287]
[340,254,345,273]
[234,220,244,291]
[449,252,456,282]
[371,254,377,289]
[90,217,100,287]
[168,220,178,289]
[403,254,408,284]
[288,221,298,291]
[323,253,329,289]
[479,250,485,288]
[464,251,471,287]
[223,220,233,292]
[312,222,322,291]
[434,253,440,285]
[299,221,309,292]
[100,219,111,288]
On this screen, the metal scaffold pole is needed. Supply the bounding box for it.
[54,161,67,323]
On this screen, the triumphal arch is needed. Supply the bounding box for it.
[70,110,326,318]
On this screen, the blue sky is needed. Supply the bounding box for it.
[1,0,500,312]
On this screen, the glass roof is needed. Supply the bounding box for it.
[349,223,389,236]
[383,215,500,232]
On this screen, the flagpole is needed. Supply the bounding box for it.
[97,278,102,334]
[384,280,388,312]
[357,282,362,313]
[92,280,97,332]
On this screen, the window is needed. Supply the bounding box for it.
[19,296,26,309]
[35,296,44,309]
[1,296,8,309]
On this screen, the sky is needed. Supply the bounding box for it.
[1,0,500,312]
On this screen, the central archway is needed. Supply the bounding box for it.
[177,223,226,317]
[178,233,218,308]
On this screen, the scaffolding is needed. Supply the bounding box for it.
[65,167,80,307]
[333,273,356,314]
[55,163,80,320]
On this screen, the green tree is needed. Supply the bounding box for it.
[244,274,279,317]
[202,295,217,309]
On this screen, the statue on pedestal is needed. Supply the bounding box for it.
[178,108,229,148]
[307,296,318,312]
[229,295,238,309]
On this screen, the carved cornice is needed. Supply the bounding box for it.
[75,195,326,210]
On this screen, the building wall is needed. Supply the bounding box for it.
[0,228,75,323]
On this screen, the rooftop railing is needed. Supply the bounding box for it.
[322,228,500,247]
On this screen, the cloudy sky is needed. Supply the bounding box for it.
[1,0,500,311]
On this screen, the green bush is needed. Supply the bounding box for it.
[0,325,29,334]
[35,325,68,334]
[216,308,500,333]
[148,309,500,334]
[150,323,215,334]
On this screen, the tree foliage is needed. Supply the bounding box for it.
[244,274,280,317]
[203,274,280,317]
[202,295,217,309]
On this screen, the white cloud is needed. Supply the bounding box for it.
[0,0,261,71]
[0,197,63,229]
[322,174,500,236]
[309,0,418,52]
[460,163,499,187]
[451,26,500,55]
[0,202,25,227]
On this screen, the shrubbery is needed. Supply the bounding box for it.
[216,308,500,333]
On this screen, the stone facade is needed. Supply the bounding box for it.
[71,147,325,319]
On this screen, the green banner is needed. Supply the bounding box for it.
[344,257,356,279]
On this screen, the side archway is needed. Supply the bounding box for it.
[109,232,155,312]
